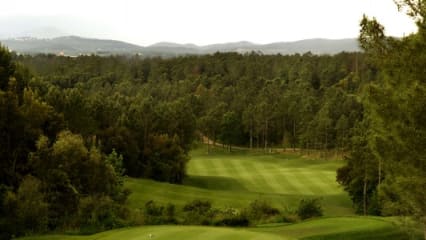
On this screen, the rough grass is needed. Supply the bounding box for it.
[126,146,353,216]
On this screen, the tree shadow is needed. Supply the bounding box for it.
[184,175,247,191]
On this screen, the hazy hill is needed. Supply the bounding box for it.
[1,36,145,56]
[1,36,360,56]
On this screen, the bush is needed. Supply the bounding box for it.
[280,213,299,223]
[213,208,249,227]
[297,198,323,220]
[214,215,249,227]
[183,199,212,215]
[164,203,177,223]
[78,195,128,234]
[2,176,49,236]
[247,199,280,221]
[143,201,176,224]
[182,200,213,225]
[144,200,164,217]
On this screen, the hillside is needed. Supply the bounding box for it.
[0,36,145,56]
[124,147,352,215]
[1,36,359,56]
[17,217,416,240]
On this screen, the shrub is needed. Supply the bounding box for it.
[213,208,249,227]
[144,200,164,216]
[164,203,177,223]
[143,200,165,224]
[78,195,128,234]
[247,199,280,221]
[214,215,250,226]
[143,201,176,224]
[0,176,49,237]
[183,199,212,215]
[297,198,323,220]
[16,176,49,234]
[182,200,213,225]
[280,213,300,223]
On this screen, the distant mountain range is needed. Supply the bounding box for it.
[0,36,360,57]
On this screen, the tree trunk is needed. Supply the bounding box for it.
[207,135,210,154]
[264,119,268,152]
[423,222,425,240]
[324,126,328,151]
[282,116,286,149]
[423,220,425,240]
[363,171,368,216]
[378,158,382,186]
[256,132,259,149]
[249,120,253,150]
[293,119,296,151]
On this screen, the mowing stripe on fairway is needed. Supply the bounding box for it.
[282,169,316,195]
[126,147,353,214]
[188,158,204,175]
[228,158,259,190]
[198,156,220,176]
[254,161,288,193]
[311,171,341,195]
[297,170,331,194]
[272,168,302,194]
[246,161,277,193]
[214,157,236,177]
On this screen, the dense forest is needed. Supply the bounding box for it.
[0,0,425,238]
[0,45,366,237]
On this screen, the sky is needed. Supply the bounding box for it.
[0,0,418,46]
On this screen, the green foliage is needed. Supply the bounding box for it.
[213,207,249,227]
[336,121,381,215]
[19,50,366,157]
[105,149,125,176]
[338,3,426,237]
[182,200,214,225]
[2,175,48,235]
[78,195,128,233]
[182,199,212,213]
[246,199,280,223]
[143,201,177,225]
[0,45,15,91]
[297,198,323,220]
[143,134,188,183]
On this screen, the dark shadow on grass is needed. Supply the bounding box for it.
[184,175,248,191]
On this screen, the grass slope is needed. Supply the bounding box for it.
[19,217,419,240]
[18,225,287,240]
[126,147,353,215]
[255,216,418,239]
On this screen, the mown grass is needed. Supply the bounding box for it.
[126,146,353,216]
[18,225,287,240]
[19,217,421,240]
[254,216,421,240]
[16,146,422,240]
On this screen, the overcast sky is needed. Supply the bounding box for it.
[0,0,417,46]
